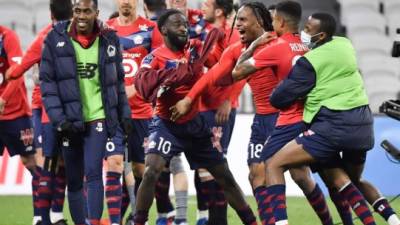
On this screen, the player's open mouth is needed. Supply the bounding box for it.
[77,21,88,28]
[238,29,246,39]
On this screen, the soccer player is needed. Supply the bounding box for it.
[6,1,73,224]
[144,0,167,22]
[0,25,40,224]
[167,0,208,40]
[192,0,241,224]
[171,2,277,223]
[235,8,376,224]
[172,0,277,195]
[268,13,398,225]
[143,2,191,225]
[106,0,163,224]
[133,9,257,225]
[39,0,132,224]
[231,2,337,225]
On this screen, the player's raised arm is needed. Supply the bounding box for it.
[171,42,238,121]
[232,32,276,81]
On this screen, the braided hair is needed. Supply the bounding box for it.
[229,1,273,40]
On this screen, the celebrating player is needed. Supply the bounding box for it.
[231,2,339,225]
[133,9,257,225]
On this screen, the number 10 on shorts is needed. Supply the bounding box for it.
[158,137,172,154]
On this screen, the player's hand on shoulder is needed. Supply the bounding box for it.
[251,32,277,48]
[169,97,193,122]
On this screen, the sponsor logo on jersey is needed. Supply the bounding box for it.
[139,24,149,31]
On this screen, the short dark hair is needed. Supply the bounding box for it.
[215,0,234,17]
[157,9,184,32]
[144,0,167,12]
[275,1,302,27]
[311,13,336,38]
[50,0,73,21]
[241,1,273,32]
[267,4,276,11]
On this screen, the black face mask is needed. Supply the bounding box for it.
[167,29,188,51]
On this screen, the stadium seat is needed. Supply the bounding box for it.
[367,91,399,113]
[14,27,35,50]
[345,12,387,35]
[0,2,33,31]
[340,0,381,23]
[383,0,400,17]
[387,14,400,38]
[349,33,392,61]
[359,57,400,79]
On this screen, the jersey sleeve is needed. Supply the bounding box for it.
[7,33,44,79]
[140,53,159,69]
[187,45,237,100]
[1,30,23,101]
[228,79,246,103]
[249,44,280,70]
[3,29,22,67]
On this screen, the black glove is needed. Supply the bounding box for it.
[121,118,134,135]
[57,121,78,133]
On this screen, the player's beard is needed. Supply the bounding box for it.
[168,31,188,51]
[120,5,133,17]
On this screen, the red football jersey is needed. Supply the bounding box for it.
[107,16,163,119]
[199,21,241,111]
[7,24,53,122]
[188,9,209,40]
[250,33,308,126]
[141,40,203,123]
[0,26,30,120]
[187,41,279,115]
[8,24,53,110]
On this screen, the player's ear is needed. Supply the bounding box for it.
[319,32,327,42]
[161,26,168,36]
[215,8,223,18]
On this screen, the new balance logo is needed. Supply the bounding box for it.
[77,62,98,79]
[56,42,65,47]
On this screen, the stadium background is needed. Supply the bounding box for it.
[0,0,400,224]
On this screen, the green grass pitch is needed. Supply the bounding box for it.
[0,195,399,224]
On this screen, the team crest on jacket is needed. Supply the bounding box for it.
[107,45,116,57]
